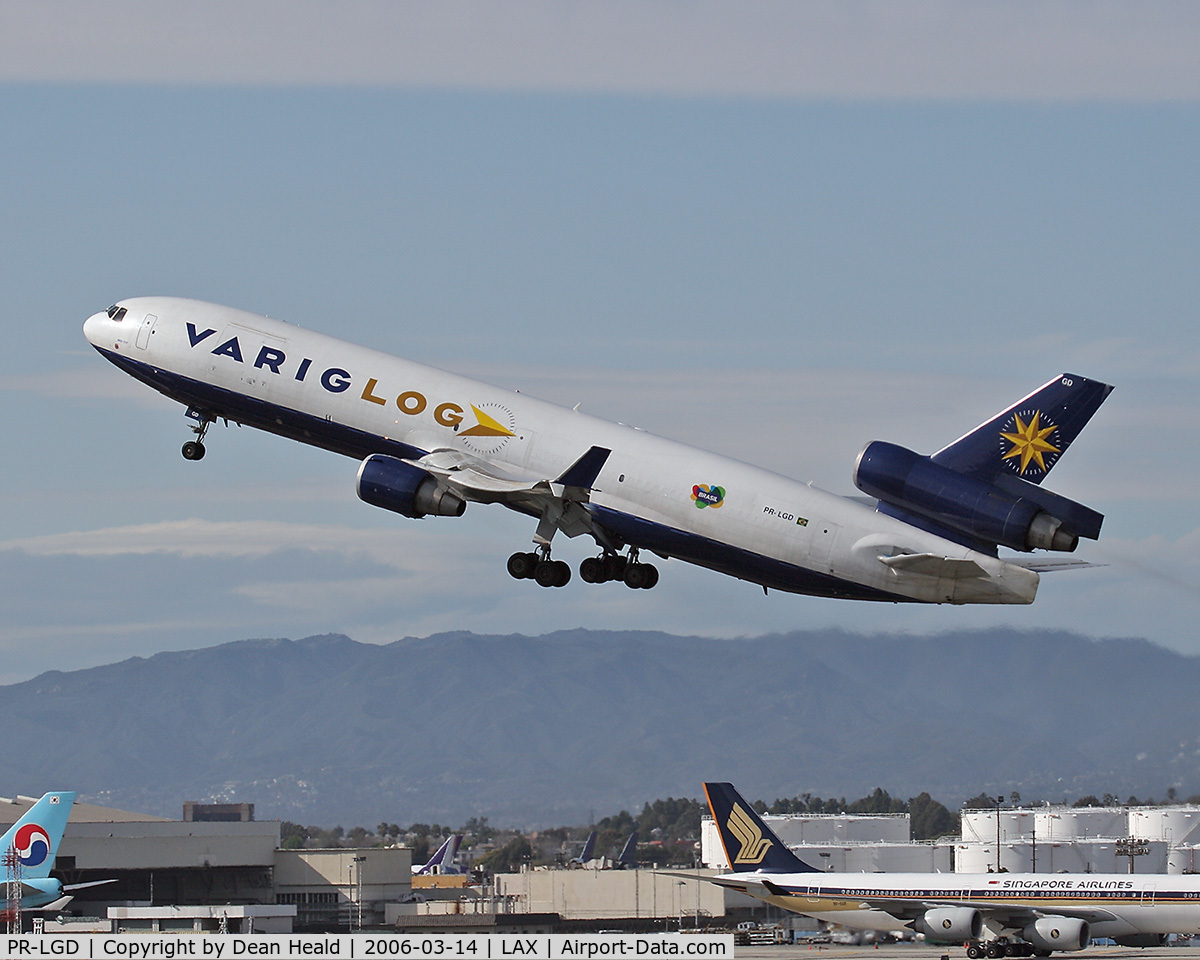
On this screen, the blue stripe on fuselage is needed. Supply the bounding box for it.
[94,346,428,463]
[97,346,910,603]
[591,506,905,601]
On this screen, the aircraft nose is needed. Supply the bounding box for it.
[82,310,107,345]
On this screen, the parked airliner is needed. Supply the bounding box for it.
[702,782,1200,956]
[413,834,463,876]
[3,791,113,910]
[83,298,1112,604]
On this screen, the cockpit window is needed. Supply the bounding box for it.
[106,304,127,321]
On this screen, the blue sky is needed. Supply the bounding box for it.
[2,2,1199,683]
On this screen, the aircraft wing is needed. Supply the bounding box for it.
[839,894,1123,931]
[412,445,612,542]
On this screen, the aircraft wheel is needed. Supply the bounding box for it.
[640,563,659,589]
[984,944,1001,959]
[624,563,650,589]
[181,441,206,461]
[553,560,571,586]
[603,554,627,581]
[966,946,982,959]
[580,557,605,583]
[507,552,538,579]
[532,559,559,588]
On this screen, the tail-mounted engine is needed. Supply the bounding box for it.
[854,441,1103,553]
[357,454,466,519]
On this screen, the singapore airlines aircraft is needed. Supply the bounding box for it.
[702,782,1200,956]
[83,298,1112,603]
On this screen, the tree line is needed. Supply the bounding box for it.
[278,786,1199,872]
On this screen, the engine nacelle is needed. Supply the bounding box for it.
[854,441,1078,553]
[1022,917,1090,952]
[913,906,982,941]
[356,454,466,519]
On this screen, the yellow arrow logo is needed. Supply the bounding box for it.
[459,404,517,438]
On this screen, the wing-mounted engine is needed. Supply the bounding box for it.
[854,441,1103,554]
[912,907,983,941]
[1022,917,1090,953]
[357,454,466,519]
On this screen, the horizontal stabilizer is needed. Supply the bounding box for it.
[62,879,118,893]
[1006,557,1103,573]
[880,554,987,580]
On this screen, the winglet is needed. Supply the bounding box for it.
[703,782,819,874]
[555,446,611,490]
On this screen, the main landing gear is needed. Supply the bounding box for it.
[965,941,1046,958]
[507,547,659,589]
[507,547,572,588]
[181,408,215,461]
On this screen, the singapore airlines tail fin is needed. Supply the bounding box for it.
[2,791,76,881]
[932,373,1113,486]
[703,782,818,874]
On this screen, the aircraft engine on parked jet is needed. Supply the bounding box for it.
[1021,917,1090,952]
[913,906,983,941]
[357,454,466,519]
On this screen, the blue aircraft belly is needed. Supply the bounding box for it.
[95,346,911,603]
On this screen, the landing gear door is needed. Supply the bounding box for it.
[135,313,157,350]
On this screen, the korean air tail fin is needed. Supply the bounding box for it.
[1,791,76,880]
[932,373,1113,485]
[703,782,818,874]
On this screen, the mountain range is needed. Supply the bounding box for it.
[4,628,1196,827]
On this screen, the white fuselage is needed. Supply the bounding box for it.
[720,869,1200,940]
[83,298,1039,604]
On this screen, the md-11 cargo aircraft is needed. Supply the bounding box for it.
[700,782,1200,956]
[84,298,1112,604]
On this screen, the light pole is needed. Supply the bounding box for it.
[352,855,366,931]
[994,796,1005,873]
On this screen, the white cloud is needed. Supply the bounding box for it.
[1,1,1199,100]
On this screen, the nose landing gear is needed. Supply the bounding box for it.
[181,408,215,461]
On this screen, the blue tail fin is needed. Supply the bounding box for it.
[576,830,597,863]
[415,833,462,875]
[932,373,1113,485]
[703,783,818,874]
[617,831,638,868]
[1,791,76,880]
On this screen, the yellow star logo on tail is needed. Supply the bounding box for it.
[1001,411,1060,475]
[459,404,517,438]
[729,803,772,864]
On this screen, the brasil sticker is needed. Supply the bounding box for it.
[692,484,726,509]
